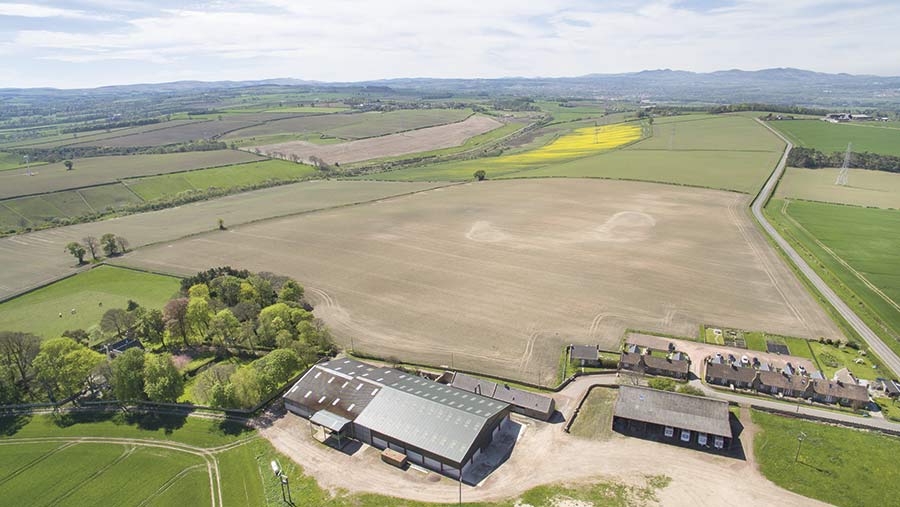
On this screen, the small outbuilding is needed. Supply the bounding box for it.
[570,345,600,367]
[449,372,555,421]
[613,385,732,450]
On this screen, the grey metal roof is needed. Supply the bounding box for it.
[310,410,351,432]
[450,372,554,415]
[570,345,598,361]
[614,386,732,438]
[354,375,508,464]
[282,360,385,421]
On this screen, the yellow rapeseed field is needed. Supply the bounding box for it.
[493,122,642,168]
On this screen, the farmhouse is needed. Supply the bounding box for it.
[619,352,690,379]
[283,358,512,478]
[102,338,143,358]
[810,380,869,409]
[570,345,600,367]
[705,362,758,389]
[757,370,812,397]
[613,385,732,450]
[448,372,555,421]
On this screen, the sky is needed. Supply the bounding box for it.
[1,0,899,89]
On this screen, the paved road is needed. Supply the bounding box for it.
[752,120,900,377]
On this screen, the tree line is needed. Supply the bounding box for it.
[0,268,335,409]
[11,140,229,164]
[787,146,900,173]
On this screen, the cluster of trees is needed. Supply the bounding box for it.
[60,117,163,134]
[710,103,830,116]
[190,349,301,408]
[787,146,900,173]
[65,234,129,264]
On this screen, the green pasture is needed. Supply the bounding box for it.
[127,159,317,201]
[770,119,900,156]
[79,184,142,210]
[632,115,784,152]
[774,167,900,209]
[507,147,782,193]
[753,409,900,507]
[0,151,47,171]
[0,266,180,339]
[765,199,900,359]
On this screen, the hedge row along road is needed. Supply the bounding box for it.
[753,119,900,377]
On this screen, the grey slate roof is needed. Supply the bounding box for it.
[615,386,732,438]
[641,355,690,375]
[310,409,351,432]
[355,375,508,464]
[706,363,758,384]
[571,345,599,361]
[450,372,554,415]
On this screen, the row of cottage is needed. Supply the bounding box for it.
[705,359,869,409]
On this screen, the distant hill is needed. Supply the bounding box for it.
[2,68,900,107]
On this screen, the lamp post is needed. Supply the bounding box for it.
[794,431,807,463]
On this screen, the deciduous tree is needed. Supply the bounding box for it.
[100,233,119,257]
[65,242,86,264]
[163,298,190,348]
[83,236,99,260]
[110,348,145,401]
[142,353,183,402]
[32,338,104,402]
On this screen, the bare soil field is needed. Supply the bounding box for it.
[0,180,449,300]
[71,113,300,147]
[0,150,263,199]
[250,115,503,165]
[121,179,839,384]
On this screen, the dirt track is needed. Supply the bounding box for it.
[250,115,502,164]
[260,375,827,507]
[121,179,839,384]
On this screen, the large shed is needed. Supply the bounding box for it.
[449,372,555,420]
[283,358,512,478]
[613,386,732,450]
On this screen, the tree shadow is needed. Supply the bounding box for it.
[0,414,32,436]
[52,410,117,428]
[122,411,189,435]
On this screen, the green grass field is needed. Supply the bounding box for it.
[0,266,180,339]
[774,167,900,209]
[752,409,900,507]
[127,159,317,201]
[770,120,900,156]
[79,184,143,210]
[569,387,617,440]
[765,199,900,359]
[633,115,783,152]
[0,151,47,171]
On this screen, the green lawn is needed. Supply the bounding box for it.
[128,159,317,201]
[569,387,617,440]
[770,119,900,156]
[0,266,180,339]
[752,409,900,507]
[774,167,900,210]
[808,341,889,381]
[79,184,142,210]
[765,199,900,360]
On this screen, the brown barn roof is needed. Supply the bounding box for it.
[812,380,868,402]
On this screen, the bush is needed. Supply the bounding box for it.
[677,385,704,397]
[647,377,676,392]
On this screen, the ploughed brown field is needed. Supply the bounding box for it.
[121,179,839,384]
[248,115,503,165]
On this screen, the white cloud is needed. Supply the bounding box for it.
[4,0,900,87]
[0,2,110,20]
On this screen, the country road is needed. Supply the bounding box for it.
[753,119,900,377]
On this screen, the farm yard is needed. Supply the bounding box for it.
[250,115,503,165]
[769,119,900,156]
[120,178,838,384]
[0,150,264,199]
[774,167,900,209]
[0,180,449,300]
[766,198,900,355]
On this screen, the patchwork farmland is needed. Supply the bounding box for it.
[120,179,839,384]
[250,114,503,165]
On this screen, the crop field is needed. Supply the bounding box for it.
[633,115,783,152]
[774,167,900,209]
[0,120,201,150]
[753,410,900,507]
[70,113,300,148]
[0,265,180,339]
[0,180,449,300]
[769,119,900,156]
[0,150,263,199]
[121,179,838,384]
[222,108,473,143]
[766,199,900,353]
[251,115,503,165]
[366,122,644,181]
[126,159,317,200]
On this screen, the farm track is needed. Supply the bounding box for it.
[753,119,900,376]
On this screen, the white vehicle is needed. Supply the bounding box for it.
[664,426,674,438]
[680,430,691,442]
[698,432,708,446]
[714,436,725,449]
